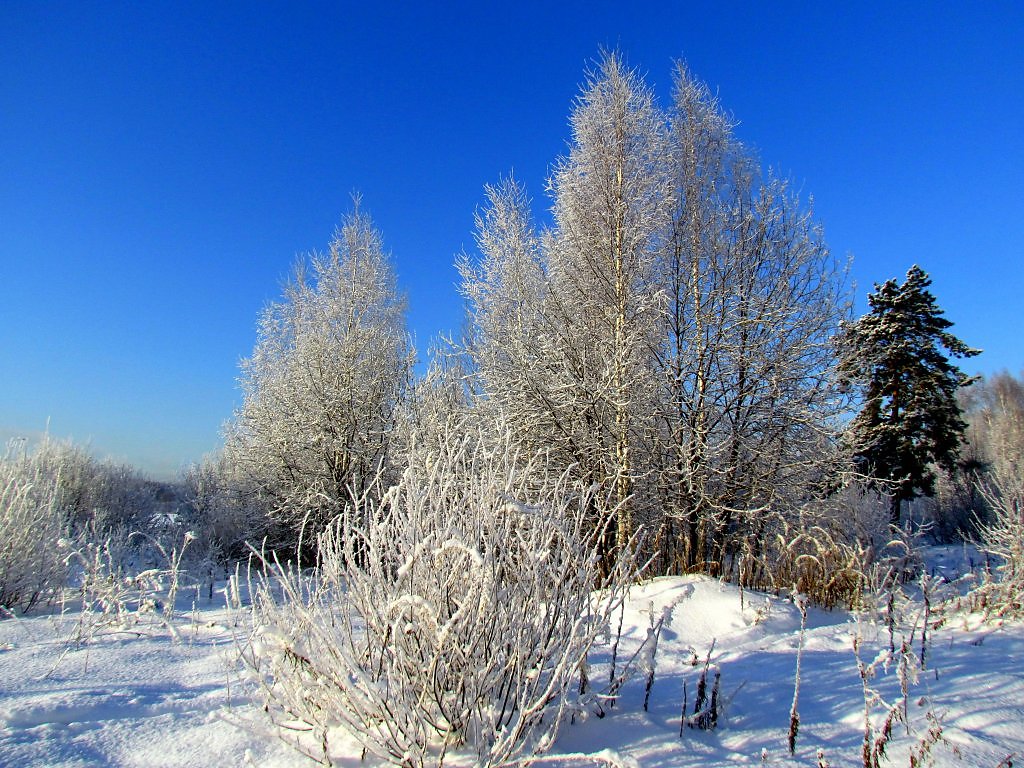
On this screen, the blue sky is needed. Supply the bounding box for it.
[2,2,1022,479]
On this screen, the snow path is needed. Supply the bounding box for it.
[2,571,1022,767]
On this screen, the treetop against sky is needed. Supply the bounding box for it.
[1,2,1021,478]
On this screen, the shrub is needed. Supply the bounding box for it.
[9,434,156,533]
[972,466,1024,618]
[179,453,268,564]
[241,430,637,767]
[0,441,68,612]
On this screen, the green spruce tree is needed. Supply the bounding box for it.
[840,265,980,524]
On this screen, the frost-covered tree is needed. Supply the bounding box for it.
[840,265,980,523]
[643,62,851,574]
[457,177,550,454]
[650,62,734,571]
[966,371,1024,485]
[693,172,848,572]
[461,56,851,579]
[544,51,674,557]
[917,370,1024,538]
[461,53,674,564]
[392,342,474,470]
[959,372,1024,615]
[179,452,267,562]
[226,201,412,546]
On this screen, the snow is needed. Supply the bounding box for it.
[0,604,291,767]
[2,556,1023,767]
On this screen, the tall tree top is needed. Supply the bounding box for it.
[856,265,980,372]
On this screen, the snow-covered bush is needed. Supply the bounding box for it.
[972,468,1024,618]
[179,453,267,563]
[241,430,637,767]
[0,441,68,612]
[22,434,156,532]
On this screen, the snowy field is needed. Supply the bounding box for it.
[1,552,1022,767]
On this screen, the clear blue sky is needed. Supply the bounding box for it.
[2,2,1022,479]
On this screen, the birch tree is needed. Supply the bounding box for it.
[457,177,550,455]
[707,170,850,572]
[647,63,851,574]
[656,64,850,572]
[460,55,851,579]
[226,201,412,546]
[652,62,735,571]
[545,51,674,557]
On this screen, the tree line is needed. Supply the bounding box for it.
[2,52,998,606]
[210,52,989,584]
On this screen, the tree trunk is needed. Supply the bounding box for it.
[890,494,902,526]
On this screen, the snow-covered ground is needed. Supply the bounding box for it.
[2,555,1022,767]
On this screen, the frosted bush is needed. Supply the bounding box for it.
[179,453,267,563]
[0,442,67,612]
[972,467,1024,618]
[241,430,637,767]
[20,434,154,532]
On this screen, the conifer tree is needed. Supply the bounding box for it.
[840,265,980,523]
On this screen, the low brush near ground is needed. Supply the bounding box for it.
[0,547,1022,767]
